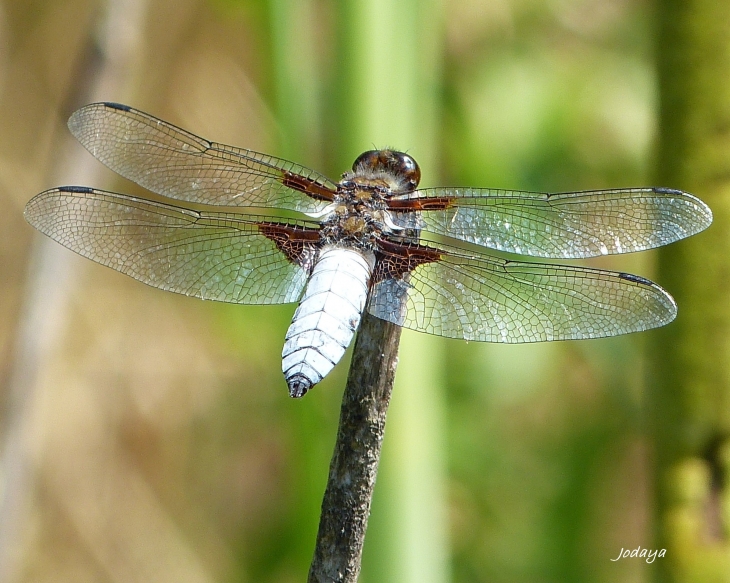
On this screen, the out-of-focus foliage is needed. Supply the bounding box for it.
[651,2,730,582]
[0,0,707,582]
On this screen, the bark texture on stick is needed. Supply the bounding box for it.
[307,312,402,583]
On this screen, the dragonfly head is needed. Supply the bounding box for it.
[352,149,421,192]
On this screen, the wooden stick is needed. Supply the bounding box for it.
[307,312,402,583]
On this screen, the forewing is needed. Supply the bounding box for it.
[389,187,712,258]
[24,187,321,304]
[368,242,676,342]
[68,102,337,213]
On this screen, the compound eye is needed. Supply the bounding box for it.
[351,150,421,190]
[352,150,380,172]
[395,153,421,190]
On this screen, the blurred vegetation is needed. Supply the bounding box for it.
[0,1,722,582]
[651,1,730,582]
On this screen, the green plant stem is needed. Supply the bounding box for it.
[652,1,730,580]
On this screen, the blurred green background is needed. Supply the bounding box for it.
[0,1,726,582]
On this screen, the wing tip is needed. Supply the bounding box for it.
[67,102,132,133]
[622,272,678,329]
[24,186,92,225]
[653,186,714,232]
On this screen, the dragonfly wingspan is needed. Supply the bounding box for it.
[24,103,714,396]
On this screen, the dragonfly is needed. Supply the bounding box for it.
[25,103,712,397]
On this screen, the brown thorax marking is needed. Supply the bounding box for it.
[342,216,368,235]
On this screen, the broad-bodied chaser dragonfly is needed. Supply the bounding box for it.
[25,103,712,397]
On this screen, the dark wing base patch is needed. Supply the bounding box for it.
[372,238,442,283]
[258,222,322,271]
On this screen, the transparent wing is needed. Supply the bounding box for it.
[368,242,676,342]
[24,187,321,304]
[68,102,337,213]
[389,187,712,258]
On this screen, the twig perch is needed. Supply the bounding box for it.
[307,312,403,583]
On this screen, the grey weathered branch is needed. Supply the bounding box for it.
[307,312,402,583]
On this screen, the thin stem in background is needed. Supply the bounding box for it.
[652,1,730,581]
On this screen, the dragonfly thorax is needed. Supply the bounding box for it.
[318,177,398,248]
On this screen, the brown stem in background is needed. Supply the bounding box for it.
[307,313,402,583]
[0,2,147,581]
